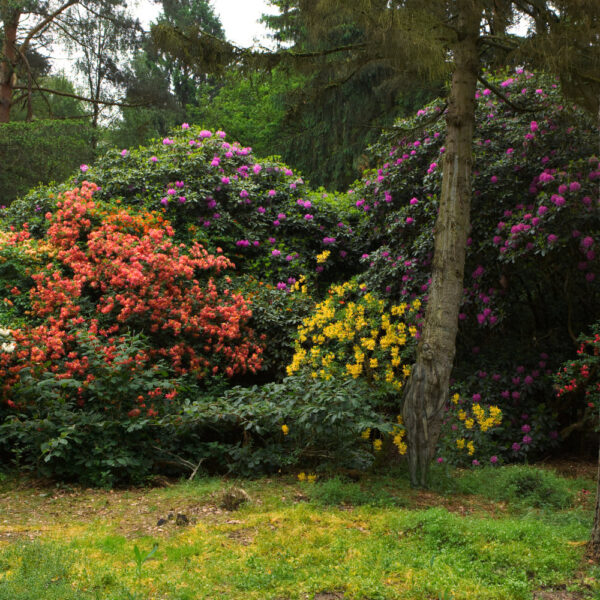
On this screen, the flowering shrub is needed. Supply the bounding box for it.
[555,321,600,418]
[236,275,315,379]
[287,279,420,394]
[353,69,599,458]
[437,392,503,466]
[0,183,262,406]
[5,127,362,292]
[0,331,180,486]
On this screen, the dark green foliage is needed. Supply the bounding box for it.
[307,475,406,507]
[0,120,95,205]
[0,332,177,487]
[172,375,393,476]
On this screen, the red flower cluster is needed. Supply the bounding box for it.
[555,331,600,408]
[1,182,263,407]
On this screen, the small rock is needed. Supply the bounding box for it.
[157,518,167,526]
[219,487,251,511]
[175,513,189,526]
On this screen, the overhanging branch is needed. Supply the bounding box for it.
[13,85,148,108]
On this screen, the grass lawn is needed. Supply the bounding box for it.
[0,463,599,600]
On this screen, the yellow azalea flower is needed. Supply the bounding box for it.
[452,393,460,404]
[373,439,383,451]
[456,438,465,450]
[316,250,331,264]
[307,474,317,483]
[281,424,289,435]
[361,428,371,440]
[297,472,306,481]
[465,418,474,429]
[467,441,475,455]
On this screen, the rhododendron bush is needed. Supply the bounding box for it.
[353,69,599,462]
[0,182,264,484]
[6,127,361,293]
[1,181,262,394]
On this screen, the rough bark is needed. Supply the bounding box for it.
[0,16,19,123]
[589,441,600,560]
[402,1,482,488]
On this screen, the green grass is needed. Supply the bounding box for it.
[0,466,598,599]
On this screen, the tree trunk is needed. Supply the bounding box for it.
[0,16,19,123]
[589,440,600,560]
[402,1,482,488]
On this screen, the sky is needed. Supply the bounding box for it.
[210,0,277,47]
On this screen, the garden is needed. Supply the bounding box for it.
[0,64,599,599]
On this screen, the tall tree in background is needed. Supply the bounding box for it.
[0,0,143,123]
[152,0,600,490]
[156,0,224,109]
[58,3,142,130]
[261,0,442,188]
[109,0,224,148]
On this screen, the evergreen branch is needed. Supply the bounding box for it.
[151,23,370,75]
[13,86,147,108]
[479,35,519,52]
[477,74,537,113]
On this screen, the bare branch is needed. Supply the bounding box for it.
[20,0,80,53]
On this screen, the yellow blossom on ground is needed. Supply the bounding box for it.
[297,472,306,481]
[307,474,317,483]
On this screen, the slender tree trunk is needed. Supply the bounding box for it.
[402,1,482,488]
[589,440,600,559]
[0,16,19,123]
